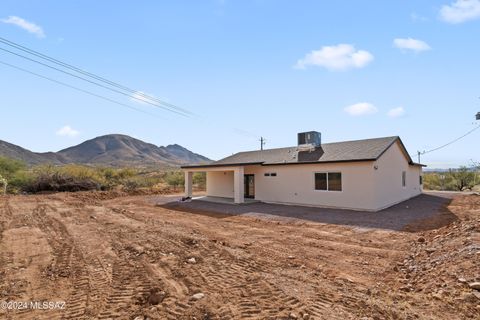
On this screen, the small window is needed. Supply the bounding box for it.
[419,175,423,185]
[270,173,277,177]
[328,172,342,191]
[402,171,406,187]
[264,173,270,176]
[314,173,327,190]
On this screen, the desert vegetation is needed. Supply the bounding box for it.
[0,156,204,194]
[423,166,479,192]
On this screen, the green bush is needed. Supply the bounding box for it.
[0,157,26,179]
[423,168,477,191]
[8,170,34,194]
[164,171,184,191]
[449,167,476,191]
[0,157,28,193]
[193,172,206,189]
[0,156,193,194]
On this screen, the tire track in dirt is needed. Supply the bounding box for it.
[28,199,148,320]
[96,245,156,319]
[27,201,87,320]
[99,206,193,319]
[0,197,9,307]
[181,251,309,318]
[106,202,356,319]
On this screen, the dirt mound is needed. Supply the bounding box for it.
[394,195,480,318]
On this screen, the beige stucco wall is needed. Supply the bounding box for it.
[206,171,234,198]
[195,141,423,211]
[373,141,423,210]
[243,163,378,211]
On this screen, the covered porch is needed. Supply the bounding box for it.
[183,164,257,204]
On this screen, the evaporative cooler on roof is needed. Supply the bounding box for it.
[297,131,321,147]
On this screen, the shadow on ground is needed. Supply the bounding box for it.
[157,193,458,232]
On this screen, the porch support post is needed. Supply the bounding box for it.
[233,167,244,204]
[185,171,193,198]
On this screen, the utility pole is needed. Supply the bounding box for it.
[260,137,266,150]
[417,151,421,164]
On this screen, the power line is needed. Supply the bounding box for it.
[0,37,191,115]
[422,124,480,155]
[0,39,191,117]
[0,37,276,150]
[0,59,164,119]
[415,124,480,162]
[0,37,191,116]
[0,46,187,117]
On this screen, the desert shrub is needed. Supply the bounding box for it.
[423,173,455,191]
[0,157,194,194]
[164,171,184,191]
[19,165,103,193]
[7,170,34,194]
[122,178,140,192]
[449,167,476,191]
[0,157,26,178]
[0,157,30,193]
[193,172,206,189]
[423,168,477,191]
[25,172,100,193]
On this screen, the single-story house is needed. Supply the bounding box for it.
[182,132,425,211]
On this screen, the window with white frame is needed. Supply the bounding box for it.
[315,172,342,191]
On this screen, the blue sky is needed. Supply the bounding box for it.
[0,0,479,168]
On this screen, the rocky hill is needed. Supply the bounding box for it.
[0,134,210,167]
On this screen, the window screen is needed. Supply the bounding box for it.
[328,172,342,191]
[315,173,327,190]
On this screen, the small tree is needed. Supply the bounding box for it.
[193,172,206,190]
[448,167,475,191]
[164,171,184,191]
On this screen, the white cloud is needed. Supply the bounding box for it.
[0,16,45,38]
[410,13,429,22]
[440,0,480,24]
[387,107,406,118]
[393,38,431,52]
[344,103,378,116]
[56,125,80,137]
[295,44,374,71]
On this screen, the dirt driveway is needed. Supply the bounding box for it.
[0,191,478,319]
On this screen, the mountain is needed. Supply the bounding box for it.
[0,140,68,165]
[0,134,211,167]
[162,144,210,164]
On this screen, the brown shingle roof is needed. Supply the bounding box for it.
[182,136,421,168]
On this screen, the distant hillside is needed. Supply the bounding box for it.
[162,144,210,164]
[0,134,211,167]
[0,140,67,165]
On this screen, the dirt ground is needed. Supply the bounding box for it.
[0,192,478,320]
